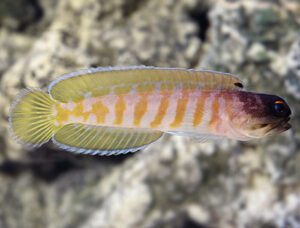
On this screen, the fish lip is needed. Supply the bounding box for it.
[246,116,291,138]
[266,116,291,134]
[252,117,290,129]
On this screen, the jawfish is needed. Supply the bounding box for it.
[9,66,292,155]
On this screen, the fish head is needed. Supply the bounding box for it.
[230,92,291,139]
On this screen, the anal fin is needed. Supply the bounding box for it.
[52,124,163,155]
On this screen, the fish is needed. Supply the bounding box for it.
[9,66,292,155]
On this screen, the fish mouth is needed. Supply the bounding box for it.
[264,117,291,135]
[250,116,291,137]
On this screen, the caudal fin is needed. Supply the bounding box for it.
[9,89,57,148]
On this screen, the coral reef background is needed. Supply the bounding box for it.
[0,0,299,227]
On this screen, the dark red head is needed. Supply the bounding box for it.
[228,91,291,139]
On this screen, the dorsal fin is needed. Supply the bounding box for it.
[48,66,244,102]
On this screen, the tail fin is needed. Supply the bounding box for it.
[9,88,57,148]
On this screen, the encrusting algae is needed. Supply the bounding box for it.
[9,66,292,155]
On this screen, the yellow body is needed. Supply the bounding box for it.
[9,66,244,155]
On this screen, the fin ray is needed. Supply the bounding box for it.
[9,88,58,147]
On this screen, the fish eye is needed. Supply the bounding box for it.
[274,101,285,112]
[273,100,289,117]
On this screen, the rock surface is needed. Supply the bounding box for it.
[0,0,299,228]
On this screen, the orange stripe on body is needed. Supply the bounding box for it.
[73,102,84,118]
[56,101,86,124]
[55,104,70,124]
[150,94,170,128]
[193,92,208,126]
[223,92,233,121]
[114,95,126,125]
[134,94,148,126]
[92,99,109,124]
[209,95,220,129]
[170,92,189,128]
[56,98,111,125]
